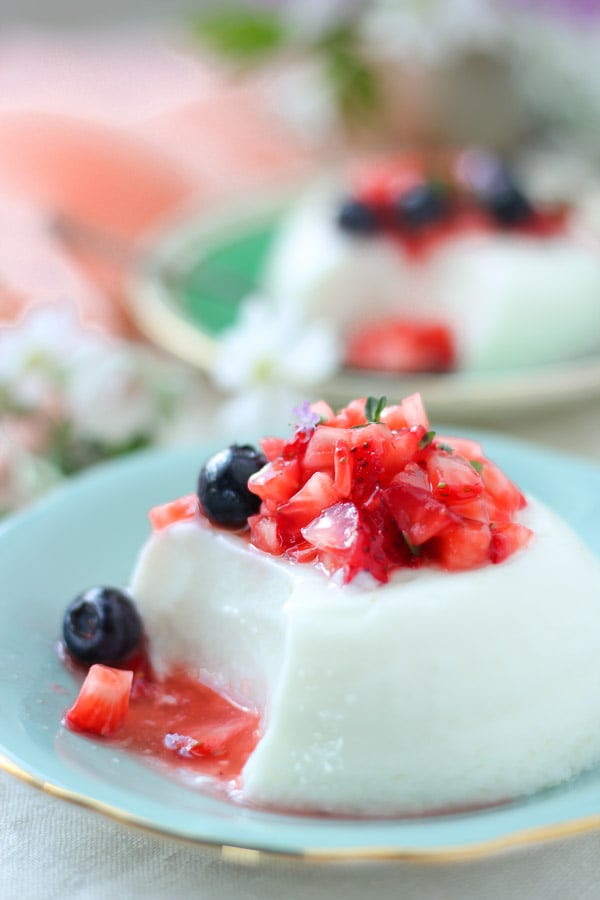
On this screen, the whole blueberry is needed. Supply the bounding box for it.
[394,182,448,230]
[198,444,266,528]
[456,149,532,226]
[63,586,142,665]
[480,172,532,226]
[336,198,380,236]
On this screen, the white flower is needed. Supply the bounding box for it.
[0,305,103,409]
[210,294,341,393]
[0,430,62,514]
[64,341,205,448]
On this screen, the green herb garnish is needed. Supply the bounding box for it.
[365,395,387,423]
[190,7,287,62]
[418,430,436,450]
[469,459,484,473]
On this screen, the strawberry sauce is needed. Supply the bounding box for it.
[62,646,260,785]
[122,670,260,781]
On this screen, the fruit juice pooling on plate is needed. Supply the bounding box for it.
[264,148,600,373]
[61,394,600,816]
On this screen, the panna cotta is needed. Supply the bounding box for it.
[123,393,600,815]
[263,150,600,373]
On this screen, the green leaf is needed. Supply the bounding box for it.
[190,7,287,62]
[418,430,436,450]
[317,22,380,124]
[365,395,387,423]
[469,459,484,473]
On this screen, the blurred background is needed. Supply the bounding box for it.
[2,0,600,515]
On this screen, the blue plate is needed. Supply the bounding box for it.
[2,434,600,862]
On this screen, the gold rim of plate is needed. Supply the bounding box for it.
[4,751,600,864]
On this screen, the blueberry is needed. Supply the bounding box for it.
[63,586,142,665]
[480,173,532,226]
[394,182,448,230]
[456,149,532,226]
[198,444,266,528]
[336,198,380,236]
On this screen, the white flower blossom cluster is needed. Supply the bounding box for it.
[0,307,214,514]
[209,294,341,438]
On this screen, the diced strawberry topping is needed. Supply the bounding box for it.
[426,449,484,502]
[277,471,338,535]
[149,494,198,531]
[65,664,133,736]
[384,481,456,546]
[248,457,301,504]
[346,319,456,374]
[157,393,532,584]
[259,436,286,462]
[490,522,534,564]
[241,395,533,580]
[435,521,493,571]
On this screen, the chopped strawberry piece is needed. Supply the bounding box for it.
[248,514,282,555]
[385,426,428,475]
[436,521,492,571]
[384,482,456,546]
[302,501,359,551]
[66,664,133,736]
[348,428,386,504]
[435,435,484,461]
[333,439,352,498]
[248,457,301,504]
[278,471,338,533]
[316,502,407,583]
[446,495,490,524]
[302,426,348,475]
[426,449,484,502]
[259,436,286,462]
[379,404,409,430]
[490,522,533,564]
[481,460,527,518]
[345,319,456,374]
[328,397,369,428]
[149,494,198,531]
[401,392,431,430]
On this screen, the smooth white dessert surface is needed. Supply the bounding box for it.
[264,194,600,372]
[130,497,600,814]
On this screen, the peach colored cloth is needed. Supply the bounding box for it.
[0,32,315,335]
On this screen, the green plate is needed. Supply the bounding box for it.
[128,194,600,424]
[3,435,600,861]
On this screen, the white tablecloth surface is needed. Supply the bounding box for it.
[3,398,600,900]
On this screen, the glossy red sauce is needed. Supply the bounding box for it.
[386,205,568,261]
[62,646,260,785]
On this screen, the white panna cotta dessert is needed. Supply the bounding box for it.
[129,394,600,815]
[264,149,600,374]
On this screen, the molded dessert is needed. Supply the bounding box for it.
[122,394,600,814]
[264,150,600,373]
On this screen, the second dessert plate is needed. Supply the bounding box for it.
[127,191,600,423]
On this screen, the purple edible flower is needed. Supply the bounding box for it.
[292,399,321,433]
